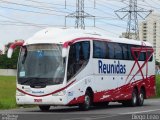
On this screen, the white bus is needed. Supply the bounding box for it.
[8,28,156,111]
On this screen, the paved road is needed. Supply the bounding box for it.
[0,99,160,120]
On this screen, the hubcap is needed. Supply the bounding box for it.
[139,93,144,103]
[85,95,90,108]
[133,93,137,104]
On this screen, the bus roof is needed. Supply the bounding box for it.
[24,27,152,47]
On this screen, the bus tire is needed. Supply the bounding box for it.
[138,89,145,106]
[79,91,92,111]
[130,88,138,107]
[39,105,50,111]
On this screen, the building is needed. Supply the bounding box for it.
[139,12,160,62]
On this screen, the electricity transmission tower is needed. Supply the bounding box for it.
[115,0,152,39]
[65,0,95,29]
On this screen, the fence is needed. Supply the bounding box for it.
[0,69,17,76]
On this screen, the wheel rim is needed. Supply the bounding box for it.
[139,93,144,104]
[133,93,137,105]
[85,95,90,109]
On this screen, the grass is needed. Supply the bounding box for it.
[0,75,160,110]
[0,76,17,109]
[156,75,160,98]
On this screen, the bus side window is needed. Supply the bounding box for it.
[139,52,146,61]
[82,41,90,60]
[67,41,90,81]
[114,43,123,59]
[128,45,133,60]
[93,41,108,59]
[108,43,114,59]
[147,51,153,61]
[122,44,129,60]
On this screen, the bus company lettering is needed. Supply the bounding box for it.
[98,60,126,74]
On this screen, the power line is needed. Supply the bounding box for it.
[96,20,127,29]
[115,0,152,39]
[0,5,65,16]
[65,0,95,29]
[95,26,120,36]
[95,0,125,8]
[143,0,160,10]
[24,0,75,13]
[0,0,158,37]
[0,0,124,19]
[88,0,115,10]
[0,14,54,28]
[25,0,75,8]
[0,0,70,14]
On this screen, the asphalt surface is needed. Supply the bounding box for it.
[0,98,160,120]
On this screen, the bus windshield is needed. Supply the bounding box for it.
[17,44,65,87]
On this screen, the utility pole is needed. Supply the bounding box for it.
[65,0,95,29]
[115,0,152,39]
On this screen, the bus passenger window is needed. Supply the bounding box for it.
[114,43,123,59]
[122,44,128,60]
[147,51,153,61]
[108,43,114,59]
[82,42,90,60]
[128,45,133,60]
[139,52,146,61]
[67,41,90,81]
[93,41,108,59]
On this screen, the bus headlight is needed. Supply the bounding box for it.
[16,90,25,96]
[52,90,66,96]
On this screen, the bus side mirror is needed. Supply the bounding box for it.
[7,41,24,58]
[62,41,73,58]
[62,48,68,58]
[7,48,14,58]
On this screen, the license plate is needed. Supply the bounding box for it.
[34,99,42,103]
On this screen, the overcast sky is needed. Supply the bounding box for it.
[0,0,160,50]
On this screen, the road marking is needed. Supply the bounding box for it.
[119,109,160,115]
[63,115,120,120]
[146,100,160,103]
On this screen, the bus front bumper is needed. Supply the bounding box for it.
[16,95,68,105]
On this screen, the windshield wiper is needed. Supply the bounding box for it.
[20,77,40,84]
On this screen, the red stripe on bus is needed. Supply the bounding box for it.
[63,37,111,48]
[17,80,75,97]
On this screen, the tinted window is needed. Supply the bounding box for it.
[93,41,153,62]
[122,44,129,60]
[108,43,115,59]
[128,45,134,60]
[139,52,146,61]
[67,41,90,81]
[82,42,90,60]
[93,41,108,59]
[146,51,153,62]
[114,43,123,59]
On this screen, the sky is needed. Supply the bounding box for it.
[0,0,160,50]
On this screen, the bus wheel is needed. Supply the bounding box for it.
[79,91,92,111]
[138,89,145,106]
[130,89,138,107]
[39,105,50,111]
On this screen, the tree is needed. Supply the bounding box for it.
[0,47,20,69]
